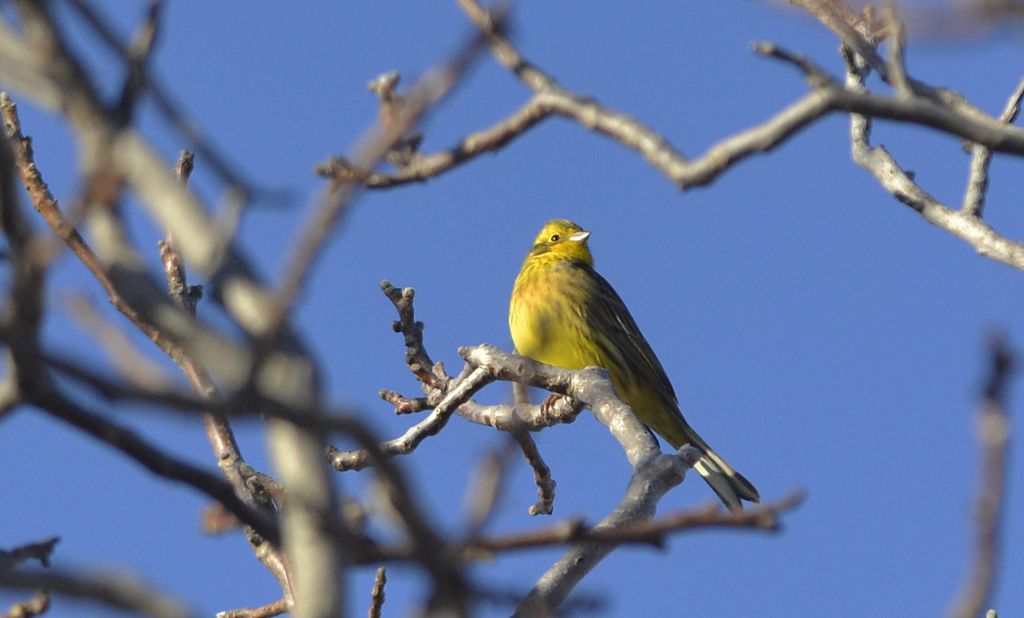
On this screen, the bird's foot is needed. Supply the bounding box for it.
[540,393,564,415]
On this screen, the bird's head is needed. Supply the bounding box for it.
[528,219,593,266]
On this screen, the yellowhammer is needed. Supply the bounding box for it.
[509,219,759,511]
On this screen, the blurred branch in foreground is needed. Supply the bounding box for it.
[948,335,1014,618]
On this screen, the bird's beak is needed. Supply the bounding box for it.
[569,230,591,243]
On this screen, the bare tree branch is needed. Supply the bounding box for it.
[0,569,190,618]
[367,567,387,618]
[28,387,280,544]
[326,0,1024,203]
[948,335,1014,618]
[269,21,493,331]
[215,598,288,618]
[10,5,349,611]
[0,538,59,572]
[834,44,1024,272]
[472,490,804,554]
[62,0,257,193]
[962,80,1024,218]
[1,92,190,363]
[114,0,165,122]
[512,449,691,617]
[510,428,556,516]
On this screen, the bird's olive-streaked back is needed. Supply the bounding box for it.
[528,219,594,266]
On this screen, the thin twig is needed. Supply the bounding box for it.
[328,365,493,471]
[882,5,912,97]
[841,49,1024,271]
[216,598,288,618]
[345,0,1024,206]
[471,491,804,554]
[947,335,1014,618]
[114,0,164,122]
[158,150,293,606]
[510,429,555,516]
[270,20,493,331]
[367,567,387,618]
[962,79,1024,218]
[0,569,188,618]
[1,92,188,359]
[0,538,59,571]
[31,388,280,546]
[63,0,257,193]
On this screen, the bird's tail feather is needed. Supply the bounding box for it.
[682,430,759,512]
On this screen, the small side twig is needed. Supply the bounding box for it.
[215,598,288,618]
[947,335,1014,618]
[0,92,186,360]
[882,5,911,97]
[31,388,280,546]
[471,490,804,554]
[114,0,164,122]
[0,538,59,571]
[0,568,187,618]
[63,0,256,193]
[367,567,387,618]
[510,429,555,516]
[158,150,203,314]
[270,18,493,332]
[962,79,1024,218]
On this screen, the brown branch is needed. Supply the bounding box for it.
[381,0,1024,223]
[29,387,280,545]
[114,0,165,122]
[1,92,192,361]
[347,2,1024,202]
[472,491,804,554]
[270,20,493,332]
[379,389,430,414]
[63,0,257,193]
[367,567,387,618]
[948,335,1014,618]
[0,569,188,618]
[9,85,292,605]
[318,93,553,189]
[157,150,293,607]
[755,42,1024,156]
[159,150,203,314]
[216,598,288,618]
[0,538,59,571]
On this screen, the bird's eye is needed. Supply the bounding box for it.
[550,234,560,242]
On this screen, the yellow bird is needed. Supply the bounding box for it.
[509,219,759,511]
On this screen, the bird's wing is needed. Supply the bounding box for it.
[577,262,679,408]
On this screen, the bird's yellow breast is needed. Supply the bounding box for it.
[509,256,600,369]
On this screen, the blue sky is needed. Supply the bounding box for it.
[2,2,1022,616]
